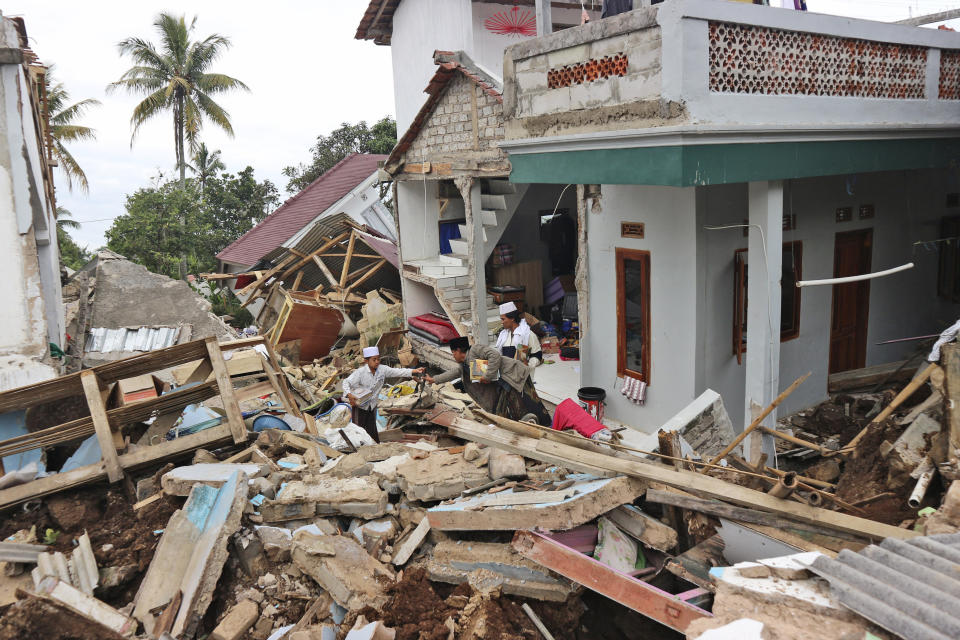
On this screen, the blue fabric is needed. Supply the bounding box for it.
[439,222,462,254]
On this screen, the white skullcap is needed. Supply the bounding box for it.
[499,301,517,314]
[362,346,380,358]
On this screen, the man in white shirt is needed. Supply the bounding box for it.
[495,302,542,372]
[342,346,425,443]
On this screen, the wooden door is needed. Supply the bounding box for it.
[829,229,873,374]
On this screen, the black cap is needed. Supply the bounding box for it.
[449,336,470,352]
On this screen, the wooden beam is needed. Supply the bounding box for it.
[944,344,960,479]
[441,417,916,541]
[339,231,358,288]
[204,338,248,445]
[644,489,867,542]
[236,254,296,297]
[345,259,387,295]
[512,531,708,633]
[277,231,350,281]
[79,371,123,483]
[312,255,339,288]
[317,253,382,259]
[290,270,304,292]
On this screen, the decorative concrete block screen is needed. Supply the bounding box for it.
[708,21,927,99]
[940,50,960,100]
[547,54,629,89]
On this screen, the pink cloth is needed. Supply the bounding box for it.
[551,398,606,438]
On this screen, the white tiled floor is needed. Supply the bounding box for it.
[533,358,581,409]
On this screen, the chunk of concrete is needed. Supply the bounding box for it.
[161,463,263,496]
[210,600,259,640]
[292,534,394,611]
[396,450,491,501]
[659,389,736,459]
[428,475,647,531]
[255,526,293,562]
[488,448,526,480]
[392,517,430,567]
[426,540,573,601]
[604,504,678,552]
[133,470,247,638]
[32,576,138,637]
[263,476,388,521]
[887,413,941,480]
[345,617,396,640]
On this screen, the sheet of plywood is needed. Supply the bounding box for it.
[492,260,543,309]
[276,302,344,361]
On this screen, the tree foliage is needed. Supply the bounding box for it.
[57,226,91,271]
[108,13,248,181]
[282,117,396,194]
[105,167,277,278]
[46,68,100,193]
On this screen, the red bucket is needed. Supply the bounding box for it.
[577,387,606,422]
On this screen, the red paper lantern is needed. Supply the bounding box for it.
[484,6,537,37]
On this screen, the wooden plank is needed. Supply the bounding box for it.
[0,424,234,511]
[276,231,350,282]
[512,531,709,633]
[644,489,867,542]
[133,493,162,511]
[236,254,296,297]
[205,338,248,445]
[96,340,209,384]
[345,259,387,295]
[312,255,339,288]
[444,417,915,541]
[290,270,304,292]
[827,359,920,392]
[945,344,960,478]
[80,371,123,483]
[339,231,358,289]
[234,381,276,404]
[0,371,83,413]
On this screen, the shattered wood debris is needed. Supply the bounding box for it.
[3,323,960,640]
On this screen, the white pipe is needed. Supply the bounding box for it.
[796,263,914,288]
[908,458,936,509]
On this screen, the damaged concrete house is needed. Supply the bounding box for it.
[357,0,960,443]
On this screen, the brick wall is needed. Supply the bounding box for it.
[404,74,505,163]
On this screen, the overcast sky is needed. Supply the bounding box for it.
[7,0,959,251]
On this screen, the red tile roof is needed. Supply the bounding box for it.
[385,51,503,173]
[356,0,401,45]
[216,153,386,267]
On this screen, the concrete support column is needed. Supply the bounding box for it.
[457,177,489,345]
[744,180,783,462]
[536,0,552,36]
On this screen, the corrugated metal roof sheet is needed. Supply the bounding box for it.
[809,531,960,640]
[87,327,181,353]
[216,154,387,267]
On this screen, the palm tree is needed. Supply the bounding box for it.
[46,69,100,193]
[55,206,80,230]
[107,13,248,184]
[190,142,224,190]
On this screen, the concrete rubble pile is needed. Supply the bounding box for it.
[1,329,960,639]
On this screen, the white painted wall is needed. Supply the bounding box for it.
[390,0,598,134]
[696,169,960,430]
[0,18,62,390]
[396,178,440,261]
[581,184,698,431]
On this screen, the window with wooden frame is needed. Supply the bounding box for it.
[733,241,803,364]
[616,248,651,383]
[938,216,960,302]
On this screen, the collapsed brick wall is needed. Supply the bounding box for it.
[404,74,505,163]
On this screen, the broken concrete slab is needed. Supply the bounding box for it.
[33,576,137,637]
[426,540,573,602]
[133,470,247,638]
[392,516,431,567]
[160,463,264,496]
[887,413,941,484]
[255,526,294,562]
[396,450,491,501]
[604,504,678,552]
[266,476,388,521]
[210,599,260,640]
[292,533,394,611]
[345,617,396,640]
[659,389,736,460]
[428,474,646,531]
[488,448,526,480]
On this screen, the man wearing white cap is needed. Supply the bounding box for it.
[342,346,425,443]
[495,302,542,372]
